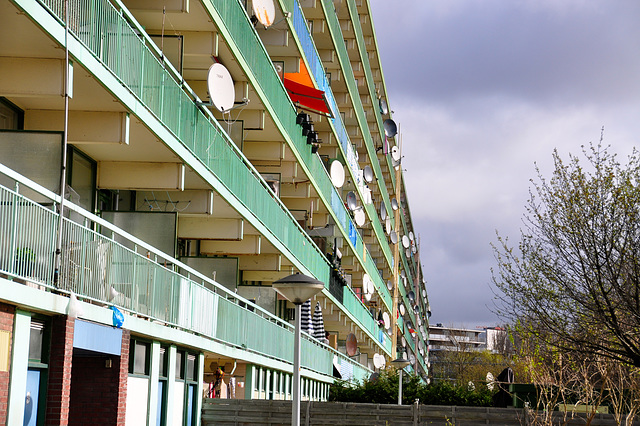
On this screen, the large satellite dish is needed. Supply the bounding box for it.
[330,160,345,188]
[407,291,415,303]
[402,235,410,249]
[391,145,401,162]
[382,311,390,329]
[346,191,357,211]
[354,207,365,227]
[206,63,235,112]
[379,98,389,115]
[390,231,398,245]
[391,198,399,211]
[385,216,391,234]
[346,333,358,356]
[363,165,374,183]
[252,0,276,27]
[383,119,397,138]
[409,231,414,242]
[405,248,411,258]
[399,303,405,316]
[364,291,372,302]
[380,202,387,221]
[401,336,407,347]
[386,280,393,291]
[373,353,384,369]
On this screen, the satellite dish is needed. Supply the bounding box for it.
[383,118,397,138]
[368,279,375,295]
[369,372,380,382]
[486,372,495,391]
[346,192,357,211]
[364,291,372,302]
[390,231,398,244]
[380,202,387,221]
[399,303,405,316]
[363,274,370,293]
[385,217,391,234]
[402,235,410,248]
[373,353,383,369]
[379,356,386,369]
[405,248,411,258]
[386,280,393,291]
[412,245,417,254]
[346,333,358,356]
[409,354,416,365]
[409,232,414,242]
[363,165,374,183]
[401,336,406,347]
[252,0,276,27]
[391,198,399,211]
[422,289,427,298]
[206,63,235,112]
[400,270,406,280]
[407,291,415,303]
[379,98,389,115]
[382,311,390,329]
[391,145,401,162]
[330,160,345,188]
[354,208,365,227]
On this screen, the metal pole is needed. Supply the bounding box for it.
[398,369,403,405]
[292,303,302,426]
[54,0,70,287]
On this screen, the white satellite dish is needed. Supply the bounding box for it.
[401,336,406,347]
[206,63,235,112]
[391,198,399,211]
[391,145,401,162]
[405,248,411,258]
[354,207,365,227]
[363,165,374,183]
[409,354,416,365]
[363,274,371,293]
[330,160,345,188]
[382,311,390,329]
[399,303,405,316]
[346,191,357,211]
[252,0,276,27]
[390,231,398,244]
[402,235,410,248]
[412,245,417,254]
[385,217,391,234]
[364,291,372,302]
[373,353,383,369]
[380,202,387,221]
[409,231,414,242]
[379,356,386,369]
[368,279,375,295]
[386,280,393,291]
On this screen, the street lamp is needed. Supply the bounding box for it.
[391,357,410,405]
[272,273,324,426]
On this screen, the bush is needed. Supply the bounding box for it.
[329,370,494,406]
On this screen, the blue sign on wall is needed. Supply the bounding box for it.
[73,319,122,356]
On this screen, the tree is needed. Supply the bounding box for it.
[493,139,640,368]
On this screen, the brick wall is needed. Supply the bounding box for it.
[0,303,16,425]
[45,316,74,426]
[67,329,130,426]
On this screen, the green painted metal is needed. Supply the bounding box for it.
[0,166,369,379]
[35,0,330,286]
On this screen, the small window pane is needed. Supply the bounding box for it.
[186,354,196,381]
[175,350,184,379]
[159,346,167,378]
[29,321,45,362]
[134,341,149,375]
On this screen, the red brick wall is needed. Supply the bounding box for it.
[67,329,130,426]
[46,316,74,426]
[0,303,16,425]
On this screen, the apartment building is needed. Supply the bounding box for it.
[0,0,429,424]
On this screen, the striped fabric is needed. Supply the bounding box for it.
[301,299,314,336]
[313,301,329,344]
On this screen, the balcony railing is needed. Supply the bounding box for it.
[0,161,370,380]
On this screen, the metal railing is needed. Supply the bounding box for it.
[0,162,371,380]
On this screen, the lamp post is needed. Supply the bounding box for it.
[391,357,410,405]
[272,273,324,426]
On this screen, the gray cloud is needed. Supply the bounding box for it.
[371,0,640,325]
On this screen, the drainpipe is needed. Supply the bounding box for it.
[53,0,70,287]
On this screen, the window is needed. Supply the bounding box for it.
[175,349,199,426]
[0,97,24,130]
[156,346,168,426]
[26,318,49,426]
[128,339,150,376]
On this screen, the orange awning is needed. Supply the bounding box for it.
[283,77,332,117]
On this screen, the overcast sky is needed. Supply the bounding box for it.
[369,0,640,327]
